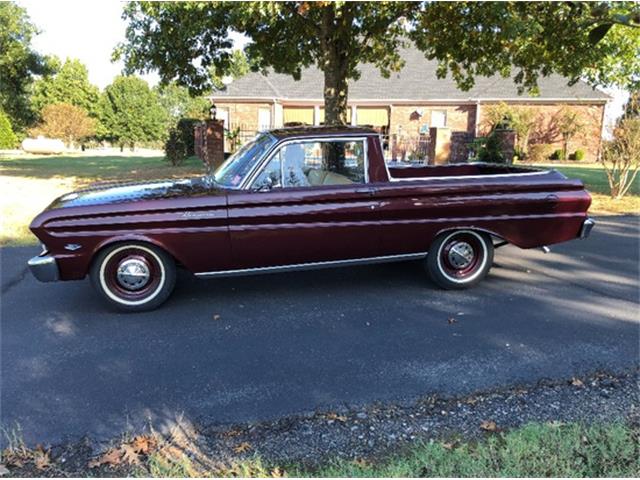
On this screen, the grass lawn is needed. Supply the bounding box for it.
[531,162,639,215]
[0,154,205,246]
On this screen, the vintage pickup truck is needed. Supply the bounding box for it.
[28,126,594,311]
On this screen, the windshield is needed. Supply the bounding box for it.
[212,134,276,188]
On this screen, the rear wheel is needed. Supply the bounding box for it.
[90,242,176,312]
[426,230,494,289]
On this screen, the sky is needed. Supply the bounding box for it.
[19,0,627,134]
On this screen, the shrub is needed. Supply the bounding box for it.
[164,128,187,166]
[571,149,586,161]
[527,144,553,163]
[0,109,18,149]
[550,149,565,161]
[176,118,199,157]
[478,131,505,163]
[602,116,640,199]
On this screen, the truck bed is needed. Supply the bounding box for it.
[387,162,544,180]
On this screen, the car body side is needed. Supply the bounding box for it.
[29,130,591,281]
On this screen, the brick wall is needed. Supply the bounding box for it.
[478,103,605,161]
[389,104,476,136]
[215,102,273,130]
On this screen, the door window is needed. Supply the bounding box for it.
[252,139,366,190]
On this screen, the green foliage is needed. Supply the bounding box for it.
[210,49,252,89]
[176,118,199,157]
[156,83,210,123]
[164,128,187,166]
[0,109,18,148]
[115,2,640,125]
[551,149,566,161]
[478,131,505,163]
[30,58,101,120]
[571,149,586,161]
[484,102,537,156]
[602,114,640,199]
[0,2,56,131]
[100,76,168,148]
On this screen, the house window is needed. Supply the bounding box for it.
[283,107,314,125]
[258,107,271,130]
[430,110,447,128]
[217,107,229,129]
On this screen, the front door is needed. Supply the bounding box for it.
[227,137,381,269]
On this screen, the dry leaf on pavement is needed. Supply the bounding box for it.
[213,314,221,321]
[233,442,252,454]
[571,377,584,387]
[326,412,347,422]
[33,450,51,471]
[447,317,458,324]
[88,448,121,468]
[480,420,498,432]
[121,444,141,465]
[130,435,157,454]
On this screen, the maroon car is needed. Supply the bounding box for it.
[28,126,594,311]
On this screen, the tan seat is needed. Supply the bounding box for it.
[307,169,353,186]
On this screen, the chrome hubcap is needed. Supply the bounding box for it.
[116,258,150,290]
[447,241,474,269]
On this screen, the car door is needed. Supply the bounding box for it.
[227,137,382,270]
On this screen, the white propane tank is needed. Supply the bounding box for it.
[21,136,65,154]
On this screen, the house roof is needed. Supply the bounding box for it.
[211,48,610,103]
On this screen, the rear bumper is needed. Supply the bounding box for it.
[579,217,595,239]
[27,254,60,282]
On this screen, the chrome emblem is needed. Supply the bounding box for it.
[64,243,82,251]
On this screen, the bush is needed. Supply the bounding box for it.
[571,149,586,161]
[527,144,554,163]
[176,118,199,157]
[550,149,565,161]
[0,109,18,149]
[478,131,505,163]
[164,128,187,166]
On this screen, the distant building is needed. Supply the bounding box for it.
[209,48,609,162]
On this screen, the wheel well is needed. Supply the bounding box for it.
[434,227,507,246]
[90,239,177,271]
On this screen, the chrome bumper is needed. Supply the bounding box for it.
[579,218,595,239]
[27,254,60,282]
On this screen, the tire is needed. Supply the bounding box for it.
[425,230,494,289]
[90,242,176,312]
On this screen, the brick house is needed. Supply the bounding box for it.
[208,48,609,162]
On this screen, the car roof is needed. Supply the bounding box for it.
[267,125,378,139]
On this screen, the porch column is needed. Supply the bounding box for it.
[350,105,357,126]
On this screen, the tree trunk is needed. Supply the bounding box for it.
[320,6,350,126]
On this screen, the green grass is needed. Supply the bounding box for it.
[0,153,204,181]
[539,162,640,196]
[132,422,640,477]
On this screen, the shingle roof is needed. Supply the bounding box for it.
[212,48,609,102]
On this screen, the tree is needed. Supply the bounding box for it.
[557,109,585,161]
[115,2,640,126]
[156,83,210,123]
[602,95,640,199]
[0,109,18,148]
[29,103,96,146]
[210,49,251,89]
[31,58,101,118]
[100,76,167,149]
[484,102,537,157]
[0,2,55,131]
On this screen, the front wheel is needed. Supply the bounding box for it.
[425,230,494,289]
[90,242,176,312]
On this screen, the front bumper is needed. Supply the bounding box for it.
[579,217,596,239]
[27,254,60,282]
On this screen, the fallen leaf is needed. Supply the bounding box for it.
[442,441,456,450]
[353,458,369,468]
[571,377,584,387]
[271,466,286,477]
[233,442,251,454]
[33,450,51,470]
[480,420,498,432]
[465,397,478,405]
[130,435,157,454]
[447,317,458,325]
[88,448,121,468]
[213,314,221,321]
[121,444,141,465]
[0,465,9,476]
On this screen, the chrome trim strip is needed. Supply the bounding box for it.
[195,252,427,278]
[242,135,370,190]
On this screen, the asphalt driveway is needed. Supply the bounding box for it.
[1,216,638,446]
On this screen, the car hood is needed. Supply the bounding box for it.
[47,176,220,209]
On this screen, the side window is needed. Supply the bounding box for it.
[252,139,366,191]
[253,153,281,190]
